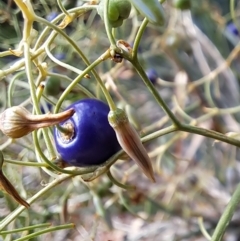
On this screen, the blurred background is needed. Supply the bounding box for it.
[0,0,240,240]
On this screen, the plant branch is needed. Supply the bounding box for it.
[211,184,240,241]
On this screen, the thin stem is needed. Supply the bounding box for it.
[7,71,25,107]
[172,96,194,122]
[0,223,51,234]
[103,0,116,46]
[13,0,35,41]
[33,5,97,50]
[107,170,135,190]
[55,50,116,112]
[34,16,90,67]
[57,0,70,16]
[35,79,57,160]
[230,0,236,23]
[142,125,178,143]
[198,217,211,240]
[4,159,48,167]
[211,184,240,241]
[24,40,57,161]
[35,12,111,111]
[35,16,116,111]
[130,59,181,127]
[15,223,75,241]
[0,173,74,231]
[180,124,240,148]
[47,72,95,98]
[23,42,40,114]
[45,41,88,77]
[132,18,148,59]
[24,41,56,162]
[0,48,44,79]
[188,43,240,90]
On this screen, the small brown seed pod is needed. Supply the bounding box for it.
[108,108,155,182]
[0,106,75,138]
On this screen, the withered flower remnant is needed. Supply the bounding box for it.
[108,108,155,182]
[0,105,75,138]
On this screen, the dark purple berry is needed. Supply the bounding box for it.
[53,99,121,166]
[227,22,239,36]
[54,53,66,61]
[40,102,52,114]
[146,68,158,85]
[46,12,58,22]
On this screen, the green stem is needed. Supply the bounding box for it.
[47,72,95,98]
[57,0,70,16]
[23,42,40,114]
[0,173,74,231]
[35,79,57,160]
[0,48,44,79]
[198,217,211,240]
[33,6,97,50]
[34,16,91,67]
[35,16,116,111]
[142,125,178,143]
[54,50,116,112]
[14,223,74,241]
[45,40,88,76]
[130,59,181,127]
[180,124,240,148]
[4,159,48,167]
[7,71,25,107]
[211,184,240,241]
[107,170,135,190]
[35,11,110,109]
[230,0,236,23]
[103,0,116,46]
[0,223,51,235]
[132,18,148,59]
[24,39,57,161]
[126,56,240,147]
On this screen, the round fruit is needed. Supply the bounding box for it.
[44,76,62,96]
[173,0,191,10]
[146,68,158,85]
[53,99,121,167]
[46,12,58,22]
[227,22,239,36]
[97,0,131,28]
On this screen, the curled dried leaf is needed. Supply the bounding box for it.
[0,171,30,208]
[0,151,29,208]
